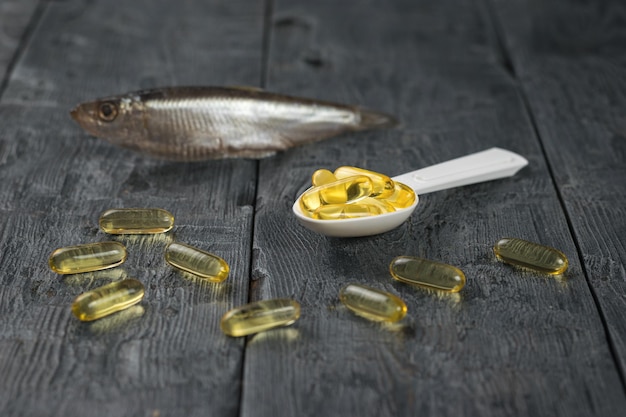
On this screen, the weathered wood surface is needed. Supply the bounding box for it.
[0,0,263,416]
[245,1,626,416]
[0,0,39,87]
[491,0,626,377]
[0,0,624,416]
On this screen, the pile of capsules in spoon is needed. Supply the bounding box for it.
[48,208,568,335]
[299,166,416,220]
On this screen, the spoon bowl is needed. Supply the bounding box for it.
[292,148,528,237]
[292,193,419,238]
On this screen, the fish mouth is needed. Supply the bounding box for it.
[69,106,80,121]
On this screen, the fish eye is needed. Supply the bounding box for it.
[98,102,118,122]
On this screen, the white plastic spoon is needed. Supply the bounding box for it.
[292,147,528,237]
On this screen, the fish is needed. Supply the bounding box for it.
[70,86,398,161]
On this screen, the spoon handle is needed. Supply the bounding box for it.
[391,148,528,194]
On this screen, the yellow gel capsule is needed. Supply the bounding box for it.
[311,169,337,186]
[384,182,416,209]
[390,256,466,292]
[99,208,174,234]
[494,238,568,275]
[334,166,395,198]
[72,279,145,322]
[299,175,374,213]
[359,197,396,213]
[48,241,127,274]
[339,283,407,323]
[313,203,385,220]
[165,242,229,282]
[220,299,301,337]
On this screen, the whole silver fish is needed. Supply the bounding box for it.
[70,86,398,161]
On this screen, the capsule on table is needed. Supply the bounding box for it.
[313,202,386,220]
[99,208,174,234]
[339,283,407,323]
[165,242,229,282]
[494,238,568,275]
[48,241,127,274]
[72,278,145,322]
[390,256,466,292]
[384,182,416,209]
[299,176,374,213]
[311,169,337,186]
[334,166,395,198]
[220,299,301,337]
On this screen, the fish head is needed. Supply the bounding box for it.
[70,94,148,147]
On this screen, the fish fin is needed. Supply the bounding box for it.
[354,108,399,130]
[228,85,265,93]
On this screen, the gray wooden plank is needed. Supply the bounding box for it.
[0,0,264,415]
[2,0,264,107]
[244,0,626,416]
[489,0,626,378]
[0,0,40,86]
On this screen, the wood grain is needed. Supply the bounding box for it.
[0,0,39,88]
[490,0,626,378]
[0,0,264,416]
[1,0,625,416]
[244,0,626,416]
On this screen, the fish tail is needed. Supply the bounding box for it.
[354,108,399,130]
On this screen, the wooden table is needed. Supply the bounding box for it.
[1,1,624,416]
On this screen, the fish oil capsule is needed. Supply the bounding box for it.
[311,169,337,186]
[165,242,229,282]
[494,238,568,275]
[299,175,374,213]
[99,208,174,234]
[359,197,396,213]
[72,278,145,321]
[220,299,301,337]
[339,283,407,322]
[390,256,466,292]
[313,203,386,220]
[311,197,394,220]
[334,166,395,198]
[48,241,127,274]
[384,182,416,209]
